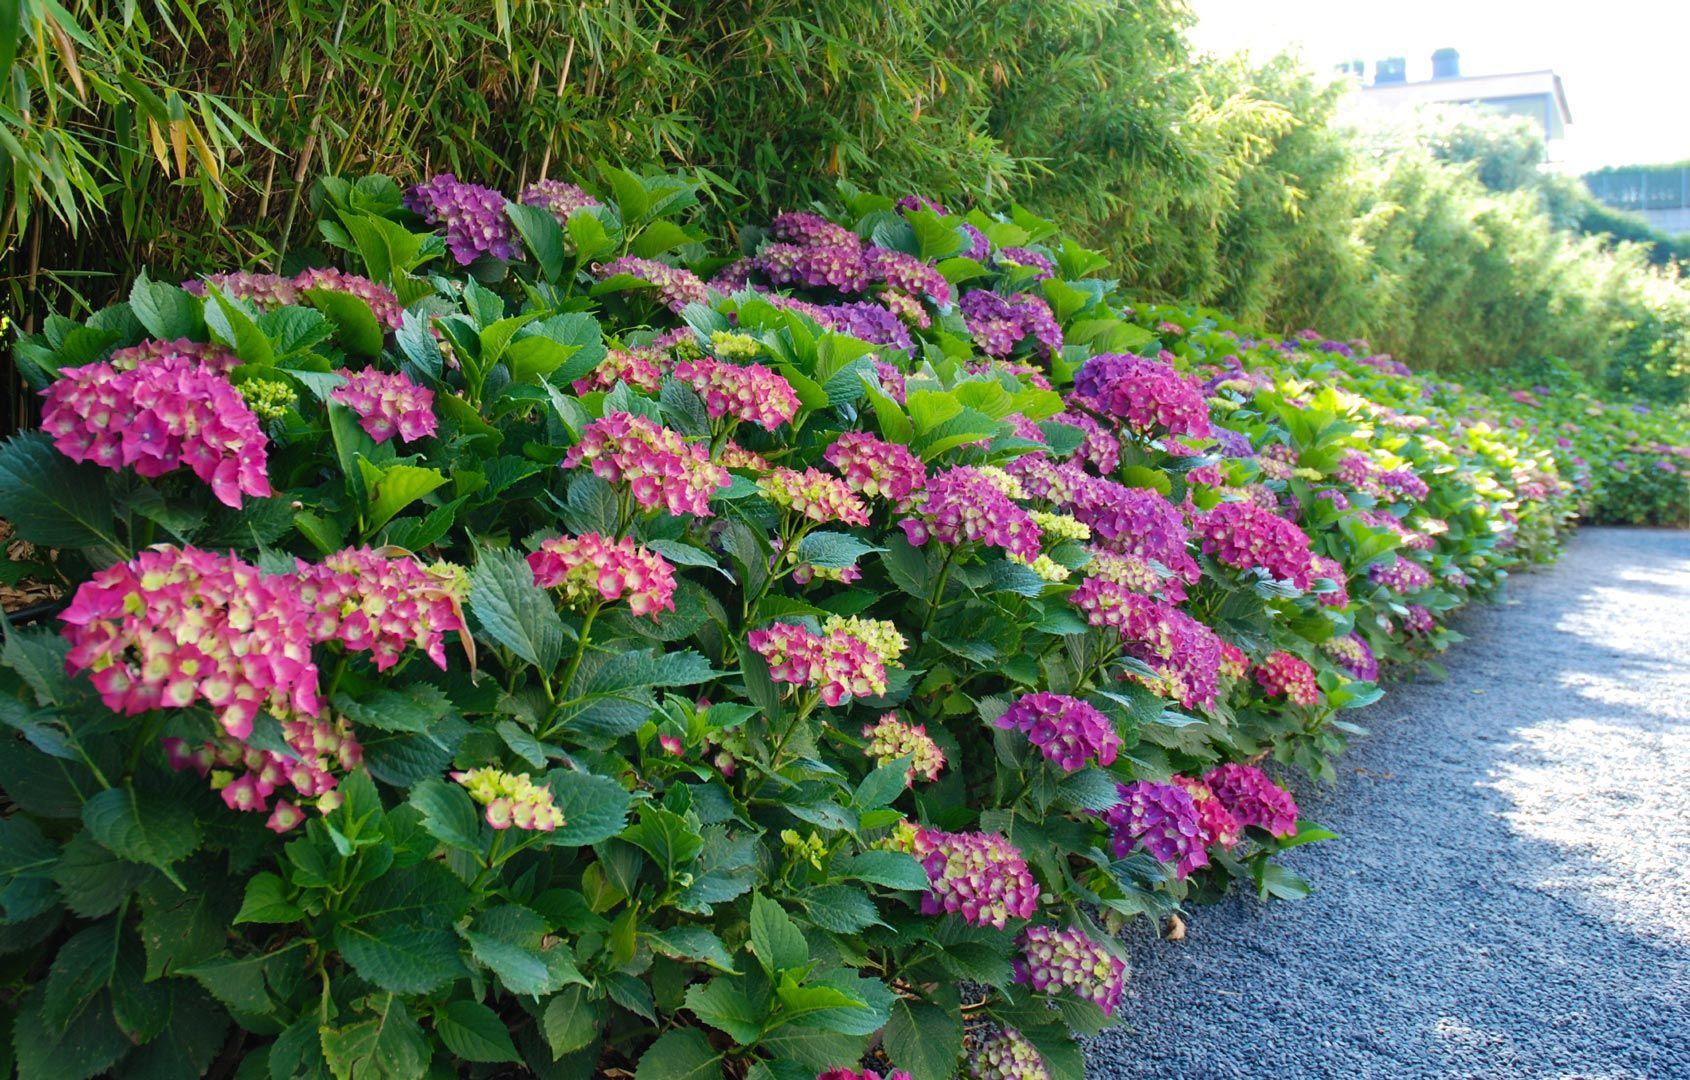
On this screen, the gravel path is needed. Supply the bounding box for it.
[1087,527,1690,1080]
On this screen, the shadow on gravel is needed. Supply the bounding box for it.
[1086,528,1690,1080]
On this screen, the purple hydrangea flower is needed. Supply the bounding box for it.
[405,173,516,264]
[1099,780,1208,877]
[994,692,1120,772]
[1014,925,1127,1015]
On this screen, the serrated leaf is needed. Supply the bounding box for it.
[335,685,454,733]
[749,893,808,977]
[646,925,738,973]
[544,771,633,847]
[409,778,484,853]
[433,1000,520,1063]
[796,531,883,570]
[319,995,429,1080]
[12,984,130,1080]
[797,884,881,933]
[833,850,928,891]
[885,996,962,1080]
[469,545,566,672]
[81,787,199,885]
[635,1027,719,1080]
[684,976,763,1044]
[303,287,385,358]
[540,984,604,1060]
[233,872,302,925]
[0,433,121,553]
[335,923,465,994]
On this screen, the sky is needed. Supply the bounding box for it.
[1186,0,1690,174]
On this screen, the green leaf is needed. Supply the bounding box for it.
[885,996,962,1080]
[634,1027,719,1080]
[797,885,881,933]
[880,535,933,597]
[646,926,738,973]
[541,985,604,1060]
[621,805,704,879]
[544,771,634,847]
[833,850,928,891]
[82,787,199,885]
[506,201,566,282]
[336,685,454,734]
[320,995,430,1080]
[464,907,586,997]
[684,976,763,1045]
[119,983,226,1080]
[2,626,73,705]
[408,779,483,853]
[356,459,447,534]
[129,272,205,341]
[433,1000,519,1063]
[749,893,808,977]
[0,433,121,553]
[178,942,306,1014]
[138,870,234,980]
[12,984,130,1080]
[234,872,303,925]
[204,289,274,365]
[0,814,62,922]
[853,757,912,810]
[1253,861,1313,901]
[303,287,385,358]
[796,531,883,571]
[335,923,465,995]
[469,545,566,672]
[43,919,121,1030]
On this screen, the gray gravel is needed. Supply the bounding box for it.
[1086,527,1690,1080]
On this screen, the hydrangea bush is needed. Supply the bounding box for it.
[0,165,1582,1080]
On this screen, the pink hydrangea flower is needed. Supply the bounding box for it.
[182,271,300,308]
[293,548,467,671]
[867,247,953,305]
[1203,763,1298,838]
[759,467,871,526]
[573,347,667,396]
[1070,476,1200,594]
[966,1027,1050,1080]
[109,338,239,374]
[453,768,565,831]
[60,546,319,739]
[819,1069,913,1080]
[1069,580,1222,710]
[861,712,945,784]
[886,823,1041,928]
[330,368,437,443]
[520,178,601,226]
[1255,650,1322,706]
[528,533,677,620]
[1014,925,1127,1016]
[673,357,800,430]
[164,712,362,830]
[1323,633,1378,681]
[747,622,887,706]
[1072,352,1211,439]
[563,412,730,517]
[958,290,1062,358]
[292,267,405,329]
[406,173,516,264]
[1218,640,1250,679]
[1309,554,1350,608]
[1099,780,1208,877]
[824,431,928,508]
[1368,557,1433,594]
[595,255,709,313]
[1192,502,1317,589]
[994,692,1120,772]
[1173,775,1242,849]
[900,466,1042,562]
[41,352,272,508]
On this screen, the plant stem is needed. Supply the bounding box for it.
[920,549,957,635]
[558,600,601,699]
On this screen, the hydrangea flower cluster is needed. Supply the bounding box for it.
[293,547,467,672]
[292,267,406,330]
[452,768,565,831]
[764,294,916,350]
[886,823,1041,928]
[182,271,300,308]
[1069,477,1200,592]
[564,412,730,517]
[1014,926,1127,1015]
[1061,410,1122,474]
[1323,633,1378,681]
[1309,554,1351,608]
[900,466,1042,562]
[824,431,928,507]
[60,546,319,739]
[1029,511,1090,542]
[1099,780,1208,877]
[821,615,906,666]
[1255,650,1322,706]
[1193,501,1317,589]
[1172,775,1242,850]
[1333,451,1375,489]
[405,173,517,264]
[672,357,800,430]
[759,467,871,526]
[527,533,677,619]
[330,367,437,443]
[1404,604,1435,634]
[1369,557,1433,594]
[41,352,272,508]
[958,290,1063,358]
[1203,763,1299,838]
[996,247,1055,280]
[1006,454,1088,505]
[519,178,601,225]
[757,239,871,292]
[965,1027,1050,1080]
[109,338,239,373]
[746,622,888,706]
[164,712,361,832]
[818,1069,913,1080]
[1072,353,1211,439]
[595,255,709,313]
[1379,468,1430,502]
[994,692,1121,772]
[1069,581,1222,710]
[573,347,667,395]
[716,441,772,471]
[861,713,945,784]
[867,247,953,305]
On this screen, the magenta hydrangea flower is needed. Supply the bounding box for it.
[994,692,1120,772]
[1203,763,1298,838]
[1072,352,1211,439]
[1368,557,1433,594]
[1333,451,1375,489]
[405,173,517,264]
[41,352,272,508]
[996,247,1055,280]
[861,712,946,784]
[769,211,861,249]
[763,294,916,350]
[1356,509,1413,542]
[519,178,601,226]
[1323,633,1378,681]
[1099,780,1208,877]
[164,712,362,832]
[293,547,467,672]
[1069,476,1200,593]
[1193,502,1317,590]
[330,368,436,443]
[595,255,708,313]
[824,431,928,508]
[747,622,888,706]
[563,412,730,517]
[818,1070,913,1080]
[759,466,871,526]
[958,290,1062,358]
[453,768,565,831]
[1378,468,1430,502]
[1255,650,1322,707]
[1310,554,1350,608]
[966,1027,1050,1080]
[109,338,240,374]
[894,195,949,215]
[1014,925,1127,1015]
[900,465,1042,562]
[1404,604,1435,634]
[291,267,405,330]
[756,241,871,293]
[528,533,677,620]
[1218,640,1249,680]
[887,823,1041,928]
[673,357,800,430]
[867,247,953,305]
[1173,775,1242,849]
[182,271,300,308]
[60,546,320,739]
[1069,581,1222,710]
[573,347,666,396]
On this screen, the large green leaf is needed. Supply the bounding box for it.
[468,545,566,672]
[433,1000,520,1064]
[0,433,122,553]
[684,977,763,1045]
[303,287,385,358]
[335,923,465,995]
[885,996,962,1080]
[81,787,199,885]
[749,893,808,977]
[634,1027,719,1080]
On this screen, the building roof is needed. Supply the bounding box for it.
[1359,69,1572,128]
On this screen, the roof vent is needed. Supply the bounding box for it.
[1375,57,1407,85]
[1432,48,1461,79]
